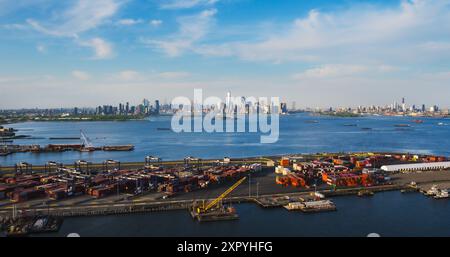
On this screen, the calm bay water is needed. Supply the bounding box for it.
[3,113,450,237]
[43,191,450,237]
[2,113,450,166]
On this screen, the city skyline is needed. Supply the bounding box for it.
[1,95,447,117]
[1,0,450,108]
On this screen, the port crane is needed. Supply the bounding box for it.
[80,130,94,151]
[195,176,247,214]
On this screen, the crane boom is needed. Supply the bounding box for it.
[204,176,247,211]
[80,130,94,148]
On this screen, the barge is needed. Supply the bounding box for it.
[284,200,337,213]
[2,216,63,237]
[190,206,239,222]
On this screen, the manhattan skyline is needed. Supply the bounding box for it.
[1,0,450,108]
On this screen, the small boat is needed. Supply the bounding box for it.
[412,120,424,124]
[79,147,95,152]
[394,124,411,128]
[402,181,419,193]
[434,189,449,199]
[357,190,374,197]
[425,185,439,196]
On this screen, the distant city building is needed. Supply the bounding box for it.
[155,100,160,115]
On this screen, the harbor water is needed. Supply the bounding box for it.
[2,113,450,237]
[2,113,450,166]
[37,191,450,237]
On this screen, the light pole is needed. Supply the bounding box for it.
[248,174,251,198]
[256,182,259,199]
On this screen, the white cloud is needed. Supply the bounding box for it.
[150,19,163,27]
[158,71,191,79]
[36,44,46,53]
[189,0,450,66]
[377,65,402,73]
[292,65,368,80]
[1,23,28,30]
[292,64,406,80]
[420,41,450,51]
[117,70,140,80]
[79,38,114,59]
[117,18,143,26]
[27,0,124,37]
[144,9,217,56]
[160,0,218,10]
[72,70,90,80]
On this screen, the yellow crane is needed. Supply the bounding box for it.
[196,176,247,214]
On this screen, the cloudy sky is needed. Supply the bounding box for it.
[1,0,450,108]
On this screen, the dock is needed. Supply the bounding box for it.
[0,144,134,156]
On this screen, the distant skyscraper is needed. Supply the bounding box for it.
[225,91,232,114]
[155,100,160,115]
[281,103,288,114]
[143,98,150,108]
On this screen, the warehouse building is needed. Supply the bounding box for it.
[381,162,450,173]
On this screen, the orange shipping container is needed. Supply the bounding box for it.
[280,159,290,167]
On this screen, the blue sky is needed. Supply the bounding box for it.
[1,0,450,108]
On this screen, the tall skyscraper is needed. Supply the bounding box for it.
[155,100,160,115]
[225,91,232,114]
[143,99,150,108]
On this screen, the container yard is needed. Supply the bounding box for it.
[272,152,450,192]
[1,152,450,234]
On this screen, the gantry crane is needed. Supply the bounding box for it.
[194,176,247,214]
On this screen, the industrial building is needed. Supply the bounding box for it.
[381,162,450,172]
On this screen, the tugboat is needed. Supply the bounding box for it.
[401,181,419,193]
